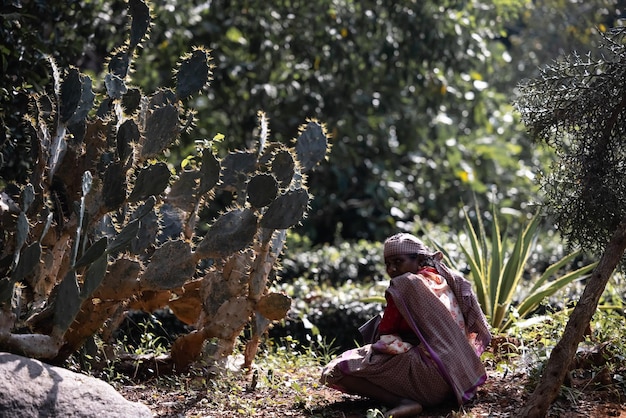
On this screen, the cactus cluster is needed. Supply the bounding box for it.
[0,0,329,371]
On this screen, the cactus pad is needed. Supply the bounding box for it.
[11,242,41,282]
[247,174,278,208]
[196,209,258,258]
[141,240,196,290]
[255,292,291,321]
[260,189,309,229]
[128,162,170,202]
[141,104,180,159]
[130,205,159,255]
[167,170,200,211]
[295,121,328,172]
[129,0,150,51]
[199,150,220,194]
[103,161,127,210]
[53,271,81,334]
[75,237,107,269]
[108,49,131,78]
[116,119,139,163]
[60,69,95,126]
[104,73,127,100]
[80,253,108,299]
[270,149,295,188]
[121,88,142,115]
[220,151,258,192]
[176,49,211,101]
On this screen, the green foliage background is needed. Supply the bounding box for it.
[2,0,624,243]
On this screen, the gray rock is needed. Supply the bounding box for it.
[0,352,153,417]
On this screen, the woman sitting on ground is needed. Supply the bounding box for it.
[321,233,492,417]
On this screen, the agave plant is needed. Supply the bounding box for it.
[438,206,596,333]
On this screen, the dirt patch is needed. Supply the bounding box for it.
[118,360,626,417]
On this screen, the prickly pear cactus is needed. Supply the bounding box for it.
[0,0,330,372]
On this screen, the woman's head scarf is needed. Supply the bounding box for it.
[383,233,437,259]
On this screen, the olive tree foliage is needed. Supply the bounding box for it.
[502,0,626,88]
[515,27,626,418]
[125,0,537,242]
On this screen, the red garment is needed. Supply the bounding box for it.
[378,267,437,336]
[378,295,412,335]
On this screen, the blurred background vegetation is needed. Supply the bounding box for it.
[2,0,626,349]
[3,0,624,243]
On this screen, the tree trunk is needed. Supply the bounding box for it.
[520,218,626,418]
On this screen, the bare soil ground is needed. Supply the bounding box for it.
[118,355,626,418]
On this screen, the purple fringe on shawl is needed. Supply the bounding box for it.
[321,268,491,406]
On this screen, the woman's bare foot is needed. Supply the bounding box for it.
[384,399,423,417]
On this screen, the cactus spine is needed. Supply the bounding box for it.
[0,0,330,372]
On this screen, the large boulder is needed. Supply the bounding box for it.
[0,352,152,417]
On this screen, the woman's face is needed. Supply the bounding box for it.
[384,254,421,278]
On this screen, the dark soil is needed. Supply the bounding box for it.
[118,353,626,418]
